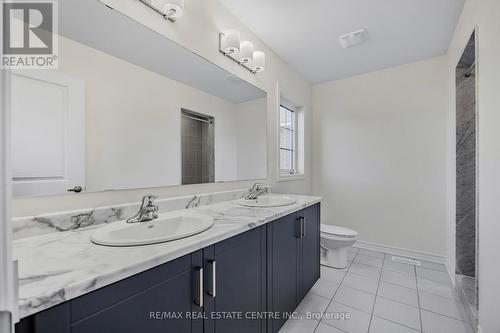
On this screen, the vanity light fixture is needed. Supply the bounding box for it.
[239,41,254,65]
[219,30,266,74]
[139,0,184,22]
[252,51,265,73]
[221,30,241,55]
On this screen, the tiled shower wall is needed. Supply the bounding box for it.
[181,111,214,185]
[455,33,476,279]
[454,33,478,322]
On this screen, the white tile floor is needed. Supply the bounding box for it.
[279,247,474,333]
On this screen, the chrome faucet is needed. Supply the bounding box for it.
[127,195,159,223]
[244,183,267,200]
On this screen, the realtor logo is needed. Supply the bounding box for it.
[2,0,58,68]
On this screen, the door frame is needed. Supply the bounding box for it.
[0,66,16,332]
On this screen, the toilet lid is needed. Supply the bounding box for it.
[321,225,358,238]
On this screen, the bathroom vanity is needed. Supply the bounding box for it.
[14,195,321,333]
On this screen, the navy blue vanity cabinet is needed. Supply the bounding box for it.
[298,203,321,300]
[16,252,205,333]
[15,303,70,333]
[203,226,267,333]
[15,203,320,333]
[267,212,300,333]
[267,203,321,333]
[70,251,204,333]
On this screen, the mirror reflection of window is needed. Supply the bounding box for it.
[181,110,215,185]
[279,105,296,174]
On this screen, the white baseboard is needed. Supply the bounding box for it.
[353,240,447,264]
[445,257,456,287]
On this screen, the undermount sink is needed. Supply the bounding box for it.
[91,212,214,246]
[237,196,297,208]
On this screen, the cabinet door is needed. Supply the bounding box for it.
[204,227,267,333]
[70,253,204,333]
[15,303,70,333]
[298,204,321,299]
[267,214,300,333]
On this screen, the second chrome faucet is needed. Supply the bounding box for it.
[127,195,159,223]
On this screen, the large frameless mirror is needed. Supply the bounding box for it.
[11,0,267,197]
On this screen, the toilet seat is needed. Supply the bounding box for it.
[321,225,357,238]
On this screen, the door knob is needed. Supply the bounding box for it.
[67,186,83,193]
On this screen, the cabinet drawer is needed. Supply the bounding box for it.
[71,254,191,323]
[71,269,193,333]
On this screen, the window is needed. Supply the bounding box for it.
[279,105,296,174]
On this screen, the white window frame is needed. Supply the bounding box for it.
[276,84,305,182]
[279,104,297,175]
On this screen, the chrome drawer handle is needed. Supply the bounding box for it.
[207,259,216,298]
[193,266,203,307]
[297,216,306,238]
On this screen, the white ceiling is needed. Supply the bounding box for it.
[219,0,465,83]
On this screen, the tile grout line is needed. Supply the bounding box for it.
[413,271,475,325]
[318,249,460,333]
[414,263,424,332]
[316,250,458,333]
[315,248,358,332]
[310,316,321,333]
[417,307,475,325]
[417,277,464,300]
[366,253,386,333]
[334,282,378,297]
[375,294,418,309]
[306,251,357,333]
[382,258,473,326]
[370,315,422,332]
[314,321,349,333]
[376,255,426,332]
[379,279,418,292]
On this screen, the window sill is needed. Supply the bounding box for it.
[277,173,306,182]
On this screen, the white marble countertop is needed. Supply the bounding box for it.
[13,194,322,319]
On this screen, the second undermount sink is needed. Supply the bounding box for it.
[91,212,214,247]
[237,196,297,208]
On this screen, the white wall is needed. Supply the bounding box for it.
[13,0,312,216]
[58,36,245,191]
[446,0,500,331]
[312,56,448,256]
[235,98,267,180]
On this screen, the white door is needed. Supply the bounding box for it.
[11,70,85,197]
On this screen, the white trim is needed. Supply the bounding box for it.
[276,83,306,183]
[354,240,446,264]
[277,173,306,182]
[0,64,16,332]
[279,104,297,175]
[445,257,456,287]
[477,324,483,333]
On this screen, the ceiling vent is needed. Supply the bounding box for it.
[339,29,367,49]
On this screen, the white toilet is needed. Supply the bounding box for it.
[321,224,358,269]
